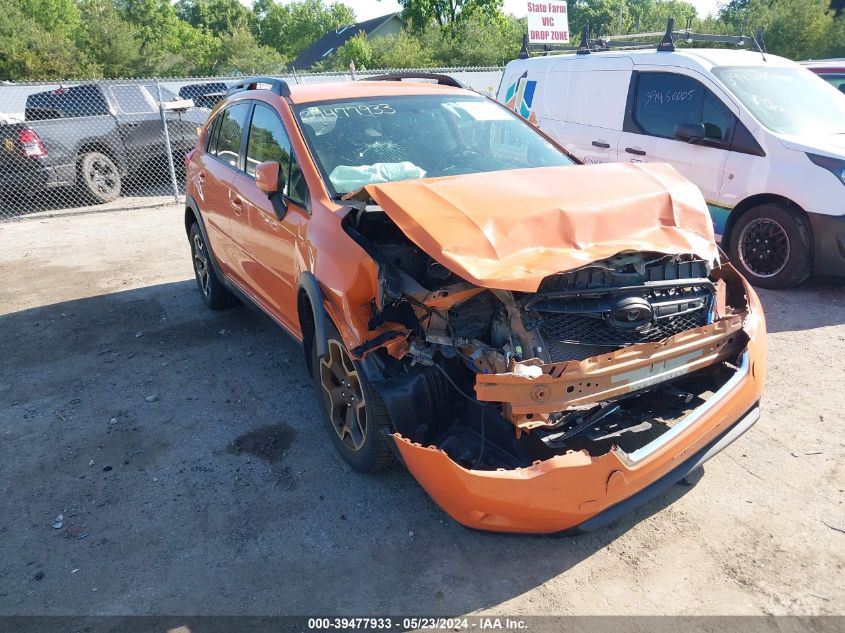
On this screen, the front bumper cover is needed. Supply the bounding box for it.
[388,290,766,535]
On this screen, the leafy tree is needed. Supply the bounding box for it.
[253,0,354,61]
[568,0,630,38]
[397,0,504,30]
[175,0,255,36]
[212,25,287,74]
[77,0,143,78]
[627,0,697,32]
[0,0,89,79]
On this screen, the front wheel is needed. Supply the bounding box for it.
[312,323,396,472]
[729,203,812,289]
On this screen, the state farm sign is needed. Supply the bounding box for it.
[527,1,569,44]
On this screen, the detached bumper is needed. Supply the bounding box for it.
[390,291,767,535]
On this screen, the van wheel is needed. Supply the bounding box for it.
[312,323,396,472]
[729,203,811,289]
[78,152,121,203]
[188,223,237,310]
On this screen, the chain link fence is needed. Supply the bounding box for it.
[0,67,504,221]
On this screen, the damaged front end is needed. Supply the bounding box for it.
[337,165,766,534]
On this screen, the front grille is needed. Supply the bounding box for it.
[540,310,709,361]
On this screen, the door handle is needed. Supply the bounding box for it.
[591,141,611,149]
[231,196,243,212]
[198,171,206,182]
[625,147,646,156]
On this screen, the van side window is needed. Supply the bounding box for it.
[633,73,733,144]
[212,103,250,169]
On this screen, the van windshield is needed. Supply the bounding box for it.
[713,65,845,136]
[294,95,573,195]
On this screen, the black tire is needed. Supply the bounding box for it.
[311,322,396,472]
[728,203,812,289]
[77,151,121,203]
[188,222,237,310]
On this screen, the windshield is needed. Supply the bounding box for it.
[713,65,845,136]
[294,95,574,195]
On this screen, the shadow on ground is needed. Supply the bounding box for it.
[756,276,845,333]
[0,280,699,615]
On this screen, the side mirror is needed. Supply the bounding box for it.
[254,160,288,220]
[673,121,706,143]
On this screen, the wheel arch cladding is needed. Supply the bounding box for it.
[725,193,811,249]
[298,271,329,360]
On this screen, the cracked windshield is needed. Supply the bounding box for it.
[295,95,574,194]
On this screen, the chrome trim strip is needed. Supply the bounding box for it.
[625,351,750,464]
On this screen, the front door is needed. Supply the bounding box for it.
[230,103,311,331]
[618,70,739,207]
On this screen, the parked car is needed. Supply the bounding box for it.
[499,48,845,288]
[0,82,200,203]
[178,82,229,109]
[802,60,845,94]
[184,75,765,534]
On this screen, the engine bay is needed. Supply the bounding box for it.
[341,203,751,471]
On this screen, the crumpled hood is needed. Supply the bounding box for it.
[364,163,717,292]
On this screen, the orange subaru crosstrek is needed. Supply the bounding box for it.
[184,75,766,534]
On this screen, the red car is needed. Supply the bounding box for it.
[803,60,845,94]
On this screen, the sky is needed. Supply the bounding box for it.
[349,0,723,22]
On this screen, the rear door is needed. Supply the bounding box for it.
[107,84,167,174]
[617,69,738,205]
[230,102,310,329]
[195,102,252,274]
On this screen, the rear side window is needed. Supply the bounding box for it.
[633,72,734,143]
[211,103,250,168]
[245,104,308,205]
[109,85,155,115]
[25,85,109,120]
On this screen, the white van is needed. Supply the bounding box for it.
[497,48,845,288]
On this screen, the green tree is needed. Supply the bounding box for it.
[569,0,630,38]
[175,0,255,36]
[0,0,94,79]
[212,25,287,74]
[627,0,697,32]
[77,0,143,77]
[253,0,355,61]
[397,0,503,30]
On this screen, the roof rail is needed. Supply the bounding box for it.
[360,72,466,89]
[518,17,766,57]
[226,77,291,97]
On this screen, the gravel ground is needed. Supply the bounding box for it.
[0,205,843,617]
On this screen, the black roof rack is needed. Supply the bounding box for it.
[360,72,466,89]
[517,17,766,58]
[226,77,291,97]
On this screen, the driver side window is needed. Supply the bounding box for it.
[633,72,734,144]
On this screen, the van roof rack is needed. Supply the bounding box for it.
[360,72,466,89]
[518,17,766,58]
[227,77,291,97]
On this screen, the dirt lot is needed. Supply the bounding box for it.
[0,204,843,617]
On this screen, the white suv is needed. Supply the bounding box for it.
[498,48,845,288]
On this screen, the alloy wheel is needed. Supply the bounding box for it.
[319,339,367,452]
[192,232,211,296]
[738,217,791,278]
[88,158,118,196]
